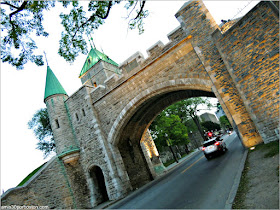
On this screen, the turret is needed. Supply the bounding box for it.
[44,66,79,164]
[79,47,120,86]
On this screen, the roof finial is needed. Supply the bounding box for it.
[43,51,49,66]
[87,33,96,49]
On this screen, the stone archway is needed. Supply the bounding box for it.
[111,83,215,189]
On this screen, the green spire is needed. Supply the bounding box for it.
[44,66,67,101]
[79,48,118,78]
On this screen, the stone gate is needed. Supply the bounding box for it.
[2,1,279,208]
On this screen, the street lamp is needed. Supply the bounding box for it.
[190,131,200,149]
[165,133,178,163]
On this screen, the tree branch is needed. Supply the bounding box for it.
[71,1,113,41]
[125,1,138,20]
[95,1,112,20]
[134,1,146,20]
[9,1,28,19]
[7,1,28,48]
[0,2,20,10]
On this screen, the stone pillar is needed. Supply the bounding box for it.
[140,130,166,177]
[176,0,263,147]
[84,88,131,200]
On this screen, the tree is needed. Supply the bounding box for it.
[28,108,55,158]
[200,121,221,131]
[149,112,189,152]
[164,97,214,141]
[149,111,189,163]
[1,1,148,69]
[219,115,232,130]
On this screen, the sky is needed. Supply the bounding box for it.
[1,1,260,194]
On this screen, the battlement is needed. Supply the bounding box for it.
[89,25,189,104]
[119,51,145,74]
[167,26,186,42]
[85,0,223,104]
[146,41,164,57]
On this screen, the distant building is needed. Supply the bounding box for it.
[215,105,226,120]
[200,112,219,124]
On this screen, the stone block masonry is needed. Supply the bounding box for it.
[176,0,264,147]
[1,157,78,208]
[212,1,279,143]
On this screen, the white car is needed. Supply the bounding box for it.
[202,137,227,160]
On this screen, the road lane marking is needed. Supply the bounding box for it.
[181,155,204,174]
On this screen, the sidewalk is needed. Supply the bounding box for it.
[164,148,201,171]
[232,140,279,209]
[94,148,201,209]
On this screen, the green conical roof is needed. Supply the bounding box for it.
[44,66,67,101]
[79,48,118,78]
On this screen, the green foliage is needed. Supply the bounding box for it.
[28,108,55,158]
[150,97,216,150]
[163,158,176,167]
[164,97,213,124]
[200,121,221,131]
[17,162,46,186]
[1,1,55,69]
[1,1,149,69]
[127,1,148,34]
[165,97,214,140]
[150,112,189,152]
[219,115,232,129]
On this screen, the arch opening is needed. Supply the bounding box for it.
[116,89,216,190]
[89,166,109,205]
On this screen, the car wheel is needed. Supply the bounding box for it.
[205,154,211,160]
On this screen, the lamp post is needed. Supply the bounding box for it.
[190,131,200,149]
[165,134,178,163]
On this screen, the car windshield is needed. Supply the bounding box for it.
[203,140,216,147]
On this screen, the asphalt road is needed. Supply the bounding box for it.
[109,132,246,209]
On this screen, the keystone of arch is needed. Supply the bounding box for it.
[108,78,212,146]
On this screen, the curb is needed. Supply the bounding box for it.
[225,149,248,209]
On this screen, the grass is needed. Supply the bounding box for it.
[249,140,279,158]
[232,157,250,209]
[163,159,176,167]
[17,162,46,187]
[232,140,279,209]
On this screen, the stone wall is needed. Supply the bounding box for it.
[212,1,279,143]
[1,158,76,209]
[65,85,131,204]
[91,39,213,144]
[176,0,263,147]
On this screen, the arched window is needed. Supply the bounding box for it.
[76,113,79,121]
[55,119,60,129]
